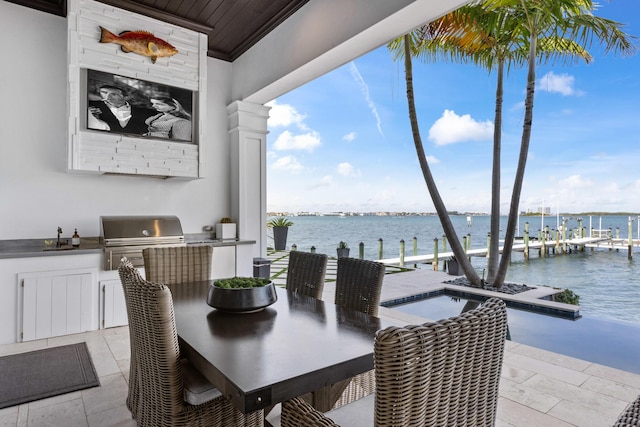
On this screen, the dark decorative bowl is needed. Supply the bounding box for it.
[207,279,278,313]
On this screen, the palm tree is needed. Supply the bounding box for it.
[487,0,636,286]
[406,5,531,286]
[390,0,635,287]
[397,32,483,285]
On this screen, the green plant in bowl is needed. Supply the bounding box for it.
[208,276,277,313]
[214,277,271,289]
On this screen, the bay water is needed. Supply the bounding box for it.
[273,214,640,325]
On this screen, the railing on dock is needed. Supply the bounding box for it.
[287,218,639,272]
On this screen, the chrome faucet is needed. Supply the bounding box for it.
[57,227,63,247]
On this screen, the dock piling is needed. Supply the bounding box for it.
[629,217,634,260]
[486,233,491,258]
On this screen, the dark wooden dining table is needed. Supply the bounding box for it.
[171,281,398,414]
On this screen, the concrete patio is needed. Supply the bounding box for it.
[0,254,638,426]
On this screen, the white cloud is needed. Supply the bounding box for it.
[538,71,583,96]
[343,132,357,142]
[558,174,593,188]
[428,110,493,146]
[266,100,307,128]
[308,175,334,190]
[272,155,304,173]
[349,62,383,135]
[337,162,361,177]
[273,130,321,152]
[426,155,439,164]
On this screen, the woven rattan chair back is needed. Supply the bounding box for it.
[118,258,263,427]
[281,297,508,427]
[143,245,212,286]
[334,257,385,316]
[374,297,507,426]
[285,251,328,299]
[615,395,640,426]
[332,258,385,408]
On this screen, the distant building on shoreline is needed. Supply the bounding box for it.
[267,211,488,217]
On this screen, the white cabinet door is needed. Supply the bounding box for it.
[212,246,236,278]
[101,280,128,329]
[20,268,97,341]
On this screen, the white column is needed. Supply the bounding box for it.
[227,101,270,273]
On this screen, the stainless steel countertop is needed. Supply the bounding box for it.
[0,237,103,259]
[0,235,256,260]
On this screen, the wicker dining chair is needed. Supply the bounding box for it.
[281,297,508,427]
[118,258,263,427]
[334,257,385,316]
[143,245,213,286]
[285,251,328,299]
[615,395,640,426]
[331,257,386,408]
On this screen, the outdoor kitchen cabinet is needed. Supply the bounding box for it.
[212,246,236,279]
[19,268,98,341]
[101,279,128,328]
[0,254,101,345]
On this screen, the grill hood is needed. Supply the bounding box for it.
[100,215,185,247]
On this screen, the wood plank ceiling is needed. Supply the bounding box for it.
[6,0,309,61]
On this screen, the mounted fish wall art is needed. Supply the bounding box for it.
[86,69,194,143]
[98,26,178,64]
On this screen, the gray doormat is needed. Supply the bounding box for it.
[0,342,100,409]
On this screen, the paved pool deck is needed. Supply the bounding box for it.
[268,251,640,426]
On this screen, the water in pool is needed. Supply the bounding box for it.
[392,295,640,375]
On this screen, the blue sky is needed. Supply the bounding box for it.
[266,1,640,214]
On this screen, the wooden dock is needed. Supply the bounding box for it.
[587,238,640,250]
[377,236,614,266]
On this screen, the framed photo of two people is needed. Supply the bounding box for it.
[87,69,194,143]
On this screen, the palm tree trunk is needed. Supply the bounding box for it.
[487,58,505,284]
[494,33,537,287]
[403,35,482,286]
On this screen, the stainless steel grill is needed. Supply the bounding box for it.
[100,215,185,270]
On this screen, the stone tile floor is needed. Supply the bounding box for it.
[0,252,638,426]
